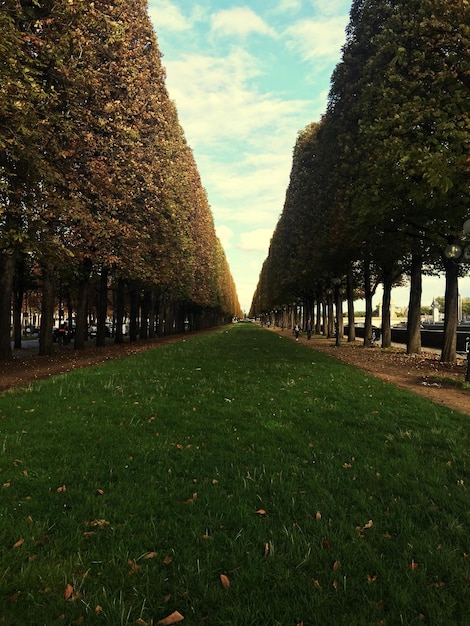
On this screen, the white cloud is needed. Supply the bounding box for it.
[211,7,278,39]
[163,50,314,150]
[310,0,352,18]
[239,229,274,252]
[284,16,349,63]
[215,224,234,250]
[276,0,302,12]
[148,0,191,31]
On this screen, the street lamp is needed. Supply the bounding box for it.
[444,219,470,263]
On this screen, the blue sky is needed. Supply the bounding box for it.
[147,0,468,313]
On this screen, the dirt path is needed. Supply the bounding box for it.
[1,328,469,416]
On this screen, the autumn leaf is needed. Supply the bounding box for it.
[313,579,321,589]
[64,584,74,600]
[322,538,331,551]
[144,551,159,559]
[163,555,173,565]
[13,538,24,548]
[95,605,103,613]
[256,509,267,516]
[127,559,141,575]
[85,519,109,530]
[157,610,184,625]
[220,573,230,590]
[315,511,322,521]
[333,561,340,570]
[408,561,419,570]
[363,519,373,529]
[56,485,66,493]
[367,574,377,583]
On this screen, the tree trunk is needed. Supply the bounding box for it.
[148,290,156,338]
[346,267,356,342]
[74,259,92,350]
[381,270,392,348]
[327,292,334,338]
[129,288,139,342]
[363,261,373,347]
[441,258,459,363]
[315,297,322,334]
[406,254,422,355]
[96,267,108,347]
[0,254,14,361]
[321,300,328,335]
[114,277,125,344]
[13,279,24,350]
[39,264,55,357]
[139,290,150,339]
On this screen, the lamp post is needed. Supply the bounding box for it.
[444,219,470,382]
[444,219,470,263]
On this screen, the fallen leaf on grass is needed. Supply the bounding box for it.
[313,579,321,589]
[56,485,66,493]
[220,574,230,590]
[256,509,267,516]
[13,538,24,548]
[315,511,322,521]
[85,519,109,530]
[163,555,173,565]
[144,551,159,559]
[64,584,74,600]
[127,559,141,575]
[367,574,377,583]
[322,538,331,551]
[408,561,419,570]
[157,610,184,624]
[8,591,21,602]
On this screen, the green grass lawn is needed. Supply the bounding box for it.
[0,324,468,625]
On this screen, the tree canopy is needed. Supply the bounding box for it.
[0,0,241,359]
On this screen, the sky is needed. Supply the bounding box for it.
[147,0,469,314]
